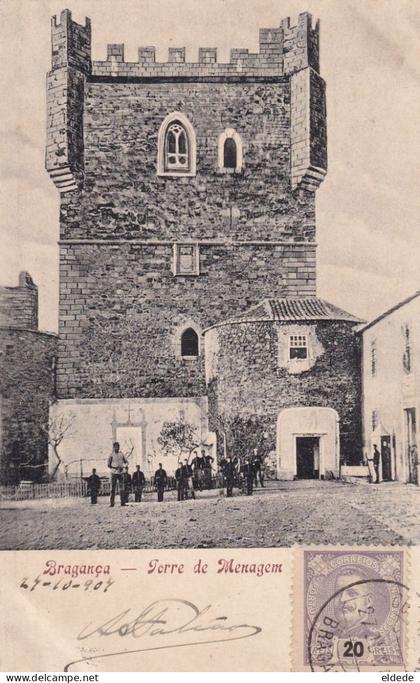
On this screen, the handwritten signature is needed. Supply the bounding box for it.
[64,598,261,671]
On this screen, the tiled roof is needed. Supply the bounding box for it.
[205,297,364,331]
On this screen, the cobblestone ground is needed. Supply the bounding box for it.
[0,480,419,550]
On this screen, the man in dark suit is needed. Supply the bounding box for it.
[372,444,381,483]
[181,459,195,499]
[154,463,167,502]
[241,457,255,496]
[222,457,236,498]
[87,468,101,504]
[252,448,265,487]
[132,464,146,502]
[122,465,132,504]
[175,462,184,501]
[204,451,214,488]
[191,450,206,491]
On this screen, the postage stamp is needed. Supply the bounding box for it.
[295,549,408,671]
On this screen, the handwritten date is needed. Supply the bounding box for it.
[20,576,115,593]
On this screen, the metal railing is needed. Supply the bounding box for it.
[0,474,226,501]
[0,481,87,500]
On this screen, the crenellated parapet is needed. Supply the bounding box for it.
[45,9,326,193]
[50,9,91,73]
[281,13,319,75]
[90,12,318,79]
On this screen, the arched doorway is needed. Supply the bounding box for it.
[277,407,340,480]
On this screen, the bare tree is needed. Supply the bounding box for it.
[157,418,202,463]
[41,413,75,481]
[123,438,135,460]
[18,460,48,481]
[211,413,272,464]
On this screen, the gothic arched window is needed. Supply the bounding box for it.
[218,128,243,173]
[165,122,189,171]
[181,328,199,357]
[157,112,196,176]
[224,138,237,169]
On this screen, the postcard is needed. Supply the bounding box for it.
[0,0,419,673]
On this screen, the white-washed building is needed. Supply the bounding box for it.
[360,291,420,484]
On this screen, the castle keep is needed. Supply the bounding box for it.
[46,9,361,478]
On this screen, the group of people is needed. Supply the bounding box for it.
[220,448,265,497]
[87,443,148,506]
[175,450,215,500]
[86,441,266,506]
[103,442,148,507]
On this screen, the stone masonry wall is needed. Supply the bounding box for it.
[56,242,316,398]
[56,70,319,398]
[206,320,362,465]
[0,328,57,484]
[291,69,327,190]
[60,79,316,242]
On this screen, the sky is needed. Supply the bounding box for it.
[0,0,419,333]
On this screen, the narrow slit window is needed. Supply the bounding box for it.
[181,328,199,357]
[224,138,237,169]
[217,128,243,173]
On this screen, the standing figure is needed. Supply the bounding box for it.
[154,463,167,502]
[252,448,265,488]
[222,457,236,498]
[191,449,206,491]
[372,444,381,484]
[232,456,241,487]
[122,465,132,504]
[175,462,184,501]
[132,465,146,502]
[241,457,255,496]
[87,468,101,504]
[204,451,214,488]
[108,442,128,507]
[182,459,195,499]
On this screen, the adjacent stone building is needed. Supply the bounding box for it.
[360,291,419,485]
[205,298,363,479]
[45,9,362,477]
[0,273,57,484]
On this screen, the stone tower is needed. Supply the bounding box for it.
[46,9,329,475]
[0,274,57,484]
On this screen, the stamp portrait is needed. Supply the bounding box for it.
[301,550,407,671]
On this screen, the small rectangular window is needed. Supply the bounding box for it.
[371,340,377,376]
[403,324,412,373]
[173,244,199,276]
[289,335,308,360]
[372,410,378,431]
